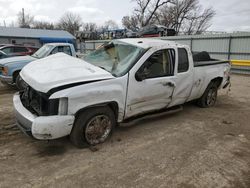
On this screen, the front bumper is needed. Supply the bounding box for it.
[13,93,75,140]
[0,75,13,84]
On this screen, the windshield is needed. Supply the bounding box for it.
[83,41,145,77]
[32,45,54,58]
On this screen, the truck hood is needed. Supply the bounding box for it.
[0,55,36,66]
[20,53,114,93]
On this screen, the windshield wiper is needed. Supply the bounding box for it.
[98,66,109,72]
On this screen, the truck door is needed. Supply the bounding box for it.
[125,49,176,118]
[170,48,193,106]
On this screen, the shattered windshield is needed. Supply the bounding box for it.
[83,41,145,77]
[31,45,54,59]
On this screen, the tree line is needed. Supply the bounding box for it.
[122,0,215,35]
[17,0,215,36]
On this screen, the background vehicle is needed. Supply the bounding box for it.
[14,39,230,148]
[0,50,13,59]
[125,29,138,38]
[139,25,176,37]
[0,43,76,89]
[0,45,38,56]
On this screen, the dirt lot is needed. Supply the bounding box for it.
[0,74,250,188]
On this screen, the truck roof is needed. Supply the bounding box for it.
[45,43,73,46]
[117,38,183,49]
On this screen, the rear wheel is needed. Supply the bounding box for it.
[197,82,218,108]
[70,106,115,148]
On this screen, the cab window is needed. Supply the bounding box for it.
[178,48,189,73]
[138,49,175,79]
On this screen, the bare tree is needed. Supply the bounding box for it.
[133,0,173,27]
[122,16,139,30]
[17,8,34,28]
[124,0,215,35]
[192,7,215,34]
[82,22,98,32]
[161,0,199,33]
[103,20,119,30]
[57,12,82,36]
[33,21,55,30]
[156,0,215,34]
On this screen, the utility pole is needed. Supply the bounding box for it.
[22,8,25,26]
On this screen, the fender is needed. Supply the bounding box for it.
[49,75,128,122]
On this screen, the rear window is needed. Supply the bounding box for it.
[178,48,189,73]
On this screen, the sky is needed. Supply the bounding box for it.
[0,0,249,32]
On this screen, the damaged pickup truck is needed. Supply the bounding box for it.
[13,39,230,148]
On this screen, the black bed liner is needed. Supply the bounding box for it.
[194,60,229,67]
[193,51,229,67]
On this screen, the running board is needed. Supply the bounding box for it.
[119,105,183,126]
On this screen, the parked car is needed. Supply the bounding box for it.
[125,29,138,38]
[13,39,230,148]
[0,43,76,89]
[0,45,38,56]
[139,25,176,37]
[0,50,11,59]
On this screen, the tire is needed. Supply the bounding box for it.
[70,106,116,148]
[15,73,26,91]
[197,82,218,108]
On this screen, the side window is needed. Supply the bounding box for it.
[178,48,189,73]
[50,47,59,54]
[138,49,175,79]
[1,47,13,54]
[54,46,72,55]
[14,47,28,52]
[62,46,72,55]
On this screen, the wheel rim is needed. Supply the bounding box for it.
[85,115,112,145]
[206,88,217,106]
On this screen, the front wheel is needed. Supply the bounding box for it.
[197,82,218,108]
[70,106,116,148]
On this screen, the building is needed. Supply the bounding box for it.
[0,26,75,47]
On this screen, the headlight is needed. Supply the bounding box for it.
[2,66,8,75]
[58,98,68,115]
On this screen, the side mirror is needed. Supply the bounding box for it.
[135,69,149,81]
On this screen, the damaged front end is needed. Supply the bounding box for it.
[14,85,75,140]
[20,86,59,116]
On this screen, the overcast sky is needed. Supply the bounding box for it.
[0,0,249,32]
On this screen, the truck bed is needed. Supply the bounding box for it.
[194,60,229,67]
[192,51,230,67]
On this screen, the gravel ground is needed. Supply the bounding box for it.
[0,74,250,188]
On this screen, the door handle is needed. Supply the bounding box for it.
[161,82,175,87]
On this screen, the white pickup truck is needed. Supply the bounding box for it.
[13,39,230,148]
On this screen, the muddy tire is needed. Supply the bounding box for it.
[70,106,115,148]
[15,74,26,91]
[197,82,218,108]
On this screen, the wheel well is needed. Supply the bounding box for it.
[75,102,119,121]
[12,70,20,83]
[210,77,223,88]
